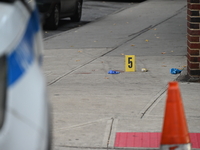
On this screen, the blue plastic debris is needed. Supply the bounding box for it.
[108,70,120,74]
[170,68,182,74]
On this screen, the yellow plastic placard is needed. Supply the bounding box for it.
[125,55,135,72]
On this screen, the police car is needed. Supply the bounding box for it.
[0,0,51,149]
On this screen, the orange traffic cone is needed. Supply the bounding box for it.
[160,81,191,150]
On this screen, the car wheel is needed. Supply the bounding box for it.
[45,4,60,30]
[70,0,82,22]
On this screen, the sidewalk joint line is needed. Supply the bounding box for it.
[140,88,167,119]
[47,55,104,86]
[55,145,118,150]
[47,47,117,86]
[107,118,114,150]
[101,5,187,56]
[57,118,112,131]
[57,145,115,149]
[128,25,152,37]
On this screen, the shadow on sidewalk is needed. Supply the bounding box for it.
[176,68,200,83]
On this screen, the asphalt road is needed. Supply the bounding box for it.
[43,0,138,38]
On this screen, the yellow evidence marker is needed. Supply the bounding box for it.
[125,55,135,72]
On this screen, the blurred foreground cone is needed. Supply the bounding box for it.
[160,82,191,150]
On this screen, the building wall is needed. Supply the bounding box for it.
[187,0,200,76]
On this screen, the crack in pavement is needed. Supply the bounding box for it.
[103,5,187,56]
[47,50,110,86]
[140,88,167,119]
[106,118,114,150]
[140,72,186,119]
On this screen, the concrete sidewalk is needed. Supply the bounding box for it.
[43,0,200,149]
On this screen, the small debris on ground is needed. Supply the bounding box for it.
[108,70,120,74]
[170,68,182,74]
[141,68,148,72]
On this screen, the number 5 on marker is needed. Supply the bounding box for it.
[125,55,135,72]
